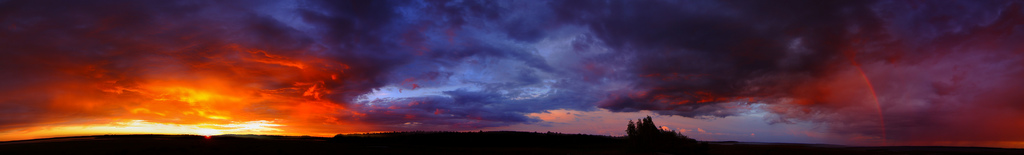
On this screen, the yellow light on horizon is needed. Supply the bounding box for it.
[196,129,222,136]
[0,120,286,141]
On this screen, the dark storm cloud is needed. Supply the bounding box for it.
[294,0,416,101]
[548,0,883,117]
[310,0,605,128]
[754,0,1024,144]
[841,0,1024,143]
[551,0,1024,145]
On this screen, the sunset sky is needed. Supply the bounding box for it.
[2,0,1023,148]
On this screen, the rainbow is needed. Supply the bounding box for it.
[853,63,887,145]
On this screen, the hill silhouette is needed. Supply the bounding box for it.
[2,133,1024,155]
[332,131,622,148]
[2,133,1023,155]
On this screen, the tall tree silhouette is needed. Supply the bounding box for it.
[626,120,638,137]
[626,116,708,154]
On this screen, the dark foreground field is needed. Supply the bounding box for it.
[1,132,1021,155]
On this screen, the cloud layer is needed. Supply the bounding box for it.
[1,0,1022,147]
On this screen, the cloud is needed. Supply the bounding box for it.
[0,0,392,135]
[540,0,885,119]
[550,0,1024,145]
[349,79,601,130]
[1,0,1023,147]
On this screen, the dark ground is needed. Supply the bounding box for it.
[0,132,1021,155]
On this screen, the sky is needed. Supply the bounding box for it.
[1,0,1023,148]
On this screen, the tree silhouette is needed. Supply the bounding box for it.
[626,116,708,154]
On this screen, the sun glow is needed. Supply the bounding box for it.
[0,120,286,141]
[196,129,222,136]
[0,45,362,141]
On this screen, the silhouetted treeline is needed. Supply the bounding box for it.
[331,131,623,148]
[627,116,709,154]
